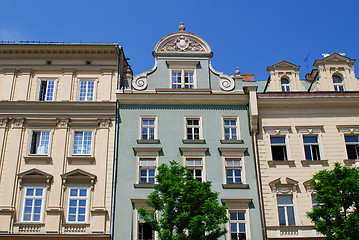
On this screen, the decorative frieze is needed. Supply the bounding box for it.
[11,118,25,129]
[160,36,205,53]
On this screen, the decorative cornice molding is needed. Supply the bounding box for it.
[11,118,25,128]
[0,118,9,128]
[98,118,111,128]
[57,118,70,128]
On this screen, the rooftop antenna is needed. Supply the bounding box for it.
[304,53,310,73]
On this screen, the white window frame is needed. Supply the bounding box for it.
[140,116,158,140]
[29,130,52,156]
[78,79,96,101]
[21,187,46,223]
[38,79,57,101]
[185,157,204,182]
[302,135,321,161]
[224,158,243,184]
[229,210,248,240]
[222,117,240,140]
[270,135,288,161]
[138,157,157,184]
[332,75,344,92]
[281,78,290,92]
[344,135,359,160]
[276,194,296,226]
[66,187,90,223]
[170,69,196,89]
[184,117,202,140]
[72,130,94,156]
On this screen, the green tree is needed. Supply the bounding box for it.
[138,160,228,240]
[307,163,359,240]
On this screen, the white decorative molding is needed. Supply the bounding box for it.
[57,118,70,128]
[269,177,298,193]
[296,125,324,134]
[263,126,292,135]
[98,118,111,128]
[0,118,9,128]
[337,125,359,134]
[132,75,147,90]
[11,118,25,129]
[220,75,235,91]
[160,36,206,53]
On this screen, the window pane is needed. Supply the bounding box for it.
[277,195,293,204]
[278,207,286,226]
[26,188,34,196]
[303,136,318,144]
[79,189,87,197]
[230,223,237,232]
[287,206,296,225]
[271,136,286,144]
[304,145,312,160]
[271,146,287,160]
[70,189,78,196]
[345,136,359,143]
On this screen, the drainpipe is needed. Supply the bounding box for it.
[110,45,121,240]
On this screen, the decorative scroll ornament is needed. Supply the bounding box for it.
[57,118,70,128]
[220,76,235,91]
[160,36,205,53]
[132,76,147,91]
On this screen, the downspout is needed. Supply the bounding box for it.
[110,45,122,240]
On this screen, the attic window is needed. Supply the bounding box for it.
[281,78,290,92]
[333,75,344,91]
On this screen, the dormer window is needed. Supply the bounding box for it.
[172,70,194,89]
[333,75,344,91]
[281,78,290,92]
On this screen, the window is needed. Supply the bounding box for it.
[172,70,194,89]
[186,158,203,182]
[38,80,55,101]
[141,118,155,140]
[303,136,320,160]
[186,118,200,140]
[333,75,344,91]
[73,131,92,155]
[225,159,242,184]
[277,195,295,226]
[345,135,359,159]
[22,187,45,222]
[311,194,319,209]
[79,80,95,101]
[230,211,246,240]
[138,212,154,240]
[30,131,50,155]
[281,78,290,92]
[224,119,238,140]
[270,136,287,161]
[67,188,89,223]
[139,158,156,184]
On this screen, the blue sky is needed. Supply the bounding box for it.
[1,0,358,80]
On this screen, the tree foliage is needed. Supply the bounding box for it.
[307,163,359,240]
[138,160,228,240]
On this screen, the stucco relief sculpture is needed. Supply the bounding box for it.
[220,76,235,91]
[160,36,205,53]
[132,76,147,90]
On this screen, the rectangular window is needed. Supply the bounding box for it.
[303,136,320,160]
[139,158,156,184]
[67,188,89,223]
[73,131,92,155]
[311,194,319,209]
[38,80,55,101]
[79,80,95,101]
[186,158,203,182]
[277,195,295,226]
[141,118,155,140]
[30,131,50,155]
[171,70,194,89]
[225,159,242,184]
[345,135,359,159]
[138,212,154,240]
[224,119,238,140]
[22,187,45,222]
[270,136,287,161]
[186,118,200,140]
[230,211,246,240]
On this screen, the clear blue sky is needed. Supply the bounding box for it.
[1,0,358,80]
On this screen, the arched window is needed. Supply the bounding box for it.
[281,78,290,92]
[333,75,344,91]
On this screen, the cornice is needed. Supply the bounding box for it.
[117,93,248,105]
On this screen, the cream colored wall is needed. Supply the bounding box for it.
[0,49,118,235]
[267,70,304,92]
[257,105,359,238]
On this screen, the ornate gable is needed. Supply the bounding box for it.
[267,61,300,71]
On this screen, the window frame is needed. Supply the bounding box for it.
[66,187,90,223]
[170,69,196,89]
[229,210,248,240]
[270,135,288,161]
[21,186,46,223]
[276,194,296,226]
[184,116,202,140]
[222,117,240,141]
[185,157,205,182]
[28,130,52,156]
[302,135,321,161]
[71,130,94,156]
[224,158,243,184]
[345,135,359,160]
[138,157,157,184]
[78,79,96,101]
[280,77,290,92]
[139,116,158,140]
[38,79,57,101]
[332,75,344,92]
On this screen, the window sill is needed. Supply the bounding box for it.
[24,156,52,163]
[134,183,156,188]
[67,156,95,163]
[301,160,328,165]
[268,160,295,165]
[344,159,357,165]
[182,139,206,144]
[222,183,249,189]
[137,139,160,144]
[220,139,244,144]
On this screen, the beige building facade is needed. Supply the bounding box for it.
[256,53,359,239]
[0,43,129,239]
